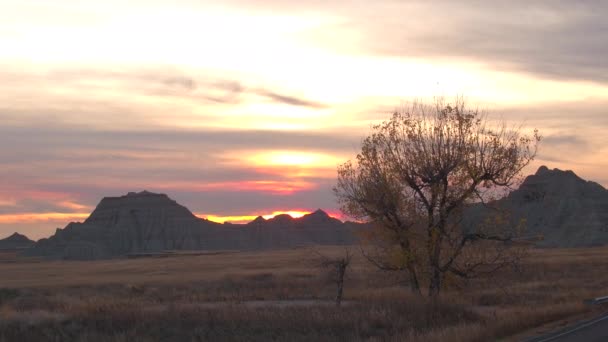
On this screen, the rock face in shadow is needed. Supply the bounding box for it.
[25,191,362,260]
[244,209,360,248]
[26,166,603,259]
[0,232,35,250]
[470,166,608,247]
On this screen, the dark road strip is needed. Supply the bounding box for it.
[525,313,608,342]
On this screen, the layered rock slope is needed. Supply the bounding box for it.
[25,191,360,260]
[472,166,608,247]
[0,232,35,250]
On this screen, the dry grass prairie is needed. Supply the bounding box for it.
[1,246,607,341]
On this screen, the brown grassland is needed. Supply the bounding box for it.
[1,246,607,341]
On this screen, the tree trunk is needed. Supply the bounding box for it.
[428,267,441,297]
[428,218,443,297]
[407,263,422,295]
[335,264,346,306]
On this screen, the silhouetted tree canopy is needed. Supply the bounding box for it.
[334,98,540,297]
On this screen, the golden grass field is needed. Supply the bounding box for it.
[1,246,608,341]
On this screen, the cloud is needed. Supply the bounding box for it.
[22,68,325,107]
[152,75,327,108]
[239,0,607,84]
[538,133,593,164]
[354,1,608,84]
[498,98,608,130]
[0,125,361,157]
[542,134,588,148]
[162,76,197,90]
[256,90,326,108]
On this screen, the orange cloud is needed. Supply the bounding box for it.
[32,191,76,200]
[158,180,317,195]
[252,165,336,179]
[58,201,91,211]
[232,181,315,194]
[0,190,91,212]
[0,198,18,207]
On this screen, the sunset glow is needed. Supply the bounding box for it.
[0,213,90,225]
[185,181,317,195]
[262,211,310,220]
[0,210,322,227]
[0,1,607,240]
[202,210,312,224]
[252,151,337,167]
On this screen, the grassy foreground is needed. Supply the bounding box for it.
[0,246,606,341]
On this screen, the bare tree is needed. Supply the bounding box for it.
[334,98,540,297]
[315,248,352,306]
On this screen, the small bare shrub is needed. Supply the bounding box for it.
[0,288,20,305]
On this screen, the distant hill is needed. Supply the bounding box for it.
[25,191,362,260]
[0,232,35,250]
[23,166,608,260]
[469,166,608,247]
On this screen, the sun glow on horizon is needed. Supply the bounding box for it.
[240,150,341,166]
[236,151,344,177]
[262,210,310,220]
[202,210,313,224]
[0,209,343,232]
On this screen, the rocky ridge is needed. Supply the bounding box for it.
[470,166,608,247]
[0,232,35,250]
[25,191,360,260]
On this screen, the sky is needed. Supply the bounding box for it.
[1,0,607,239]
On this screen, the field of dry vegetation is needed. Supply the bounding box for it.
[1,246,607,341]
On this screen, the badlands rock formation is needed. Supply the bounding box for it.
[0,232,35,250]
[24,166,607,259]
[470,166,608,247]
[25,191,360,260]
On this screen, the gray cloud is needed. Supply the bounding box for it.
[162,76,197,90]
[0,126,360,155]
[256,90,326,108]
[498,99,608,130]
[542,134,588,148]
[226,0,608,84]
[156,77,326,108]
[538,133,594,164]
[39,68,325,107]
[347,1,608,83]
